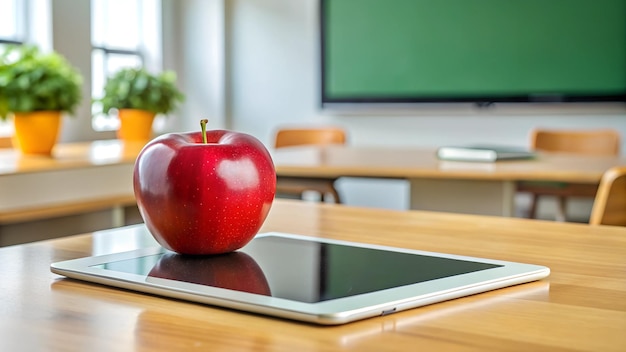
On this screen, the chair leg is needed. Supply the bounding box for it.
[555,196,567,222]
[528,195,539,219]
[329,188,341,204]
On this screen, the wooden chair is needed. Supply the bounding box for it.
[274,127,346,203]
[589,166,626,226]
[516,129,621,222]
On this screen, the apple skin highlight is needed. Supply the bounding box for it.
[133,130,276,255]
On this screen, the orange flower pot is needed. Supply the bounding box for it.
[117,109,156,142]
[12,111,62,155]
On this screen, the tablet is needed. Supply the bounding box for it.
[50,232,550,325]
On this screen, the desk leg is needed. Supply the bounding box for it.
[409,179,516,217]
[111,206,126,227]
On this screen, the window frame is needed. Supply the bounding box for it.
[90,0,162,132]
[0,0,28,137]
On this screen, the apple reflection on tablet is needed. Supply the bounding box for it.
[147,252,272,296]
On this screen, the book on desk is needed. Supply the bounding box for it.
[436,145,536,162]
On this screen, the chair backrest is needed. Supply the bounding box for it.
[274,127,346,149]
[531,129,620,156]
[589,166,626,226]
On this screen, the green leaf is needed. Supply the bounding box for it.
[0,45,83,119]
[93,67,185,115]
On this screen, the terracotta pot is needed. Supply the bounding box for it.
[117,109,156,141]
[12,111,62,155]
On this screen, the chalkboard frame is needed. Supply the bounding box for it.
[319,0,626,109]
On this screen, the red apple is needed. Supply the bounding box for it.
[148,251,272,295]
[133,122,276,255]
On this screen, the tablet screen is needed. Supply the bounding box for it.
[93,235,500,303]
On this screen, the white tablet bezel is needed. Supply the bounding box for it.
[51,232,549,325]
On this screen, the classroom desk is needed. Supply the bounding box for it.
[2,140,624,223]
[0,140,146,245]
[1,199,624,351]
[0,140,143,222]
[273,145,626,216]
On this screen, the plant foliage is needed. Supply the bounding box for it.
[96,67,185,115]
[0,45,83,120]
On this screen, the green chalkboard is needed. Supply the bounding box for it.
[321,0,626,103]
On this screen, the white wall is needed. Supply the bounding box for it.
[161,0,228,133]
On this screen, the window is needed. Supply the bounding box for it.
[0,0,25,47]
[0,0,26,136]
[91,0,162,131]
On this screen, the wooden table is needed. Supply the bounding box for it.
[0,140,145,245]
[3,140,622,221]
[0,140,144,212]
[2,199,624,351]
[273,145,626,216]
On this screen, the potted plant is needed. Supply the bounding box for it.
[0,45,83,155]
[95,67,185,141]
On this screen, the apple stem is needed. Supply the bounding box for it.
[200,119,208,144]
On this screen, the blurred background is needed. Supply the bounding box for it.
[1,0,624,215]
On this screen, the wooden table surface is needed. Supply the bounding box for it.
[5,140,622,182]
[0,139,144,175]
[0,140,145,219]
[1,199,624,351]
[273,145,626,183]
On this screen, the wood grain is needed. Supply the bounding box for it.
[1,199,625,351]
